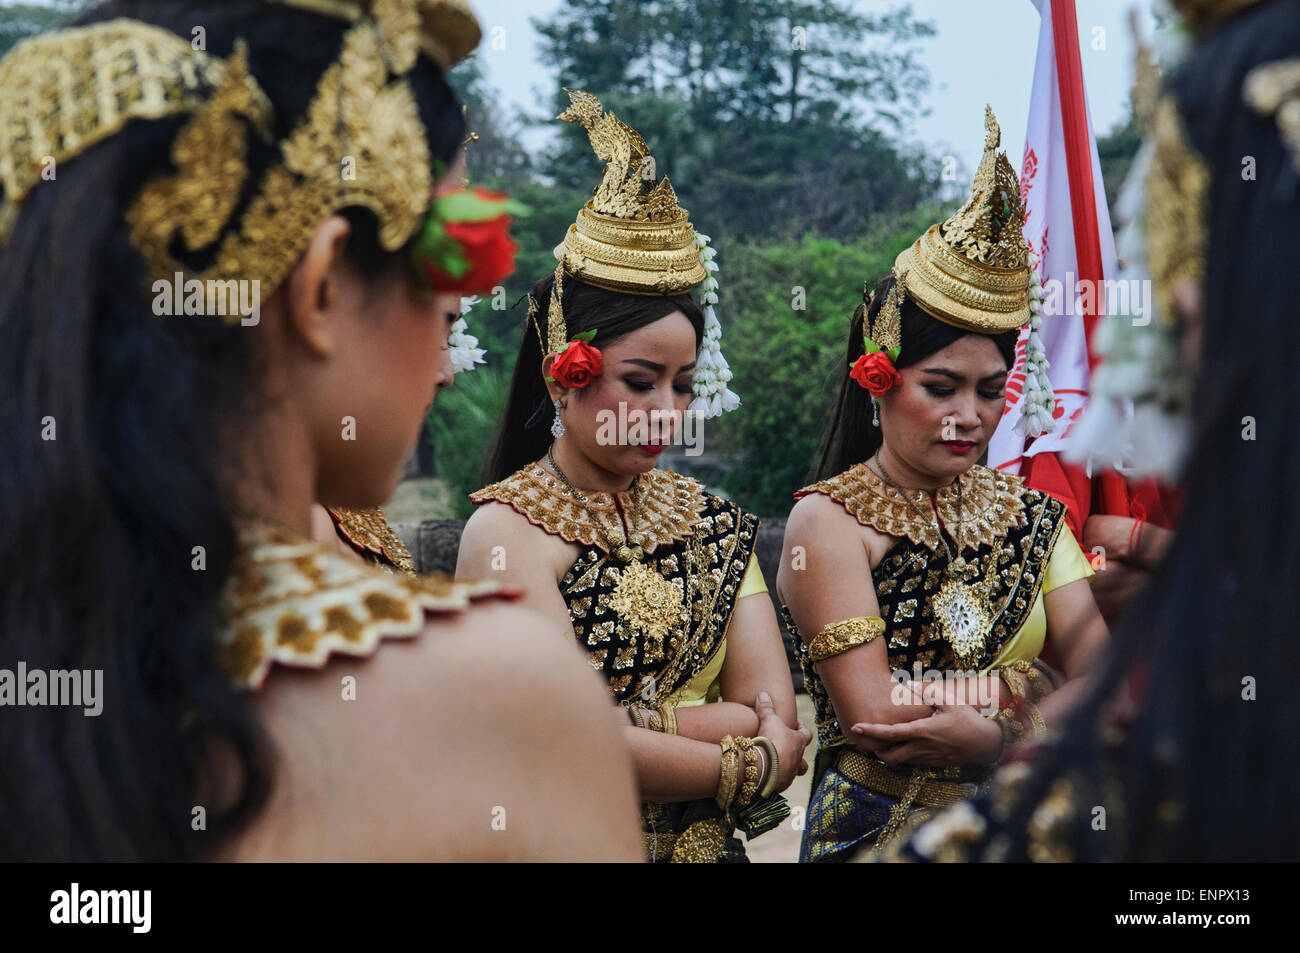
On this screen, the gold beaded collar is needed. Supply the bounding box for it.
[326,506,415,573]
[469,462,708,554]
[795,462,1028,554]
[218,525,509,689]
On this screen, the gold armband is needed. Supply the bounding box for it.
[807,616,885,663]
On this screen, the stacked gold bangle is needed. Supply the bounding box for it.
[736,737,762,806]
[807,615,886,663]
[659,703,677,736]
[754,736,780,799]
[716,734,778,811]
[992,664,1049,747]
[716,735,742,811]
[630,702,678,735]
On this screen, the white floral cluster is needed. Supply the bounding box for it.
[1014,250,1056,437]
[688,232,741,418]
[448,295,486,374]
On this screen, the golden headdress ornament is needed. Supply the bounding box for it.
[552,89,707,297]
[544,89,738,418]
[861,107,1054,436]
[893,106,1032,334]
[0,0,483,316]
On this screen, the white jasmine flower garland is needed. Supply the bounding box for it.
[449,295,487,374]
[688,232,741,418]
[1013,250,1056,438]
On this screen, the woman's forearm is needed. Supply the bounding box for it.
[669,702,759,743]
[624,727,725,802]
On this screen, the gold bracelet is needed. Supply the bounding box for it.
[646,709,664,732]
[715,736,741,811]
[991,706,1024,754]
[735,737,761,807]
[628,704,646,729]
[1022,700,1048,738]
[807,615,885,663]
[659,703,677,736]
[1018,660,1056,703]
[998,666,1026,702]
[753,735,780,799]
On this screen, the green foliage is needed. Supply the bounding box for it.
[706,205,943,515]
[0,0,86,56]
[1097,104,1142,224]
[425,365,511,519]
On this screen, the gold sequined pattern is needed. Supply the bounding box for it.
[127,21,432,305]
[327,506,415,573]
[0,21,248,237]
[551,490,757,703]
[795,462,1028,554]
[217,524,509,689]
[1146,94,1209,330]
[470,462,708,556]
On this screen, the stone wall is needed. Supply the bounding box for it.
[394,518,804,690]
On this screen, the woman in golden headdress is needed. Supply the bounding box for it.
[888,0,1300,863]
[457,89,812,862]
[777,108,1109,862]
[0,0,639,861]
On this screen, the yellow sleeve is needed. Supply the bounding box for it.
[1042,527,1095,595]
[738,550,768,598]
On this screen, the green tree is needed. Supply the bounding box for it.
[708,204,943,515]
[1096,103,1141,224]
[532,0,940,243]
[0,0,88,57]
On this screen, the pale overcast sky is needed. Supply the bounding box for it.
[467,0,1157,180]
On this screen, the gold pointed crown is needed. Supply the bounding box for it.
[553,89,707,296]
[893,106,1032,334]
[0,1,482,312]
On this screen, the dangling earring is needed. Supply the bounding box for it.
[551,398,565,438]
[871,397,880,428]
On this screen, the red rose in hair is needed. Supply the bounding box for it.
[413,187,528,296]
[549,338,603,388]
[850,352,902,397]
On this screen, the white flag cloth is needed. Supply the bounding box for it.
[987,0,1118,472]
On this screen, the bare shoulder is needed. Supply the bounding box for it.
[786,491,856,536]
[460,499,540,550]
[221,600,641,861]
[459,500,580,585]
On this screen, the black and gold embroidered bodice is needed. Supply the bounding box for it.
[470,463,759,702]
[781,462,1068,750]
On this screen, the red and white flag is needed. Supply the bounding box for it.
[988,0,1117,478]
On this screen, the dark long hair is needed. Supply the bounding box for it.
[483,270,704,482]
[0,0,465,860]
[813,274,1018,480]
[992,0,1300,860]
